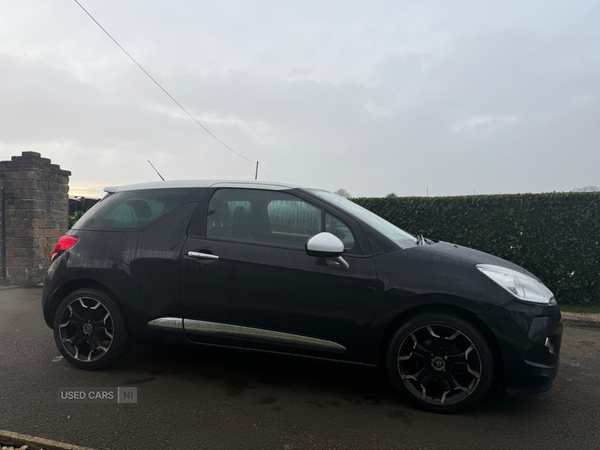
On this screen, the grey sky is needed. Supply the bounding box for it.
[0,1,598,197]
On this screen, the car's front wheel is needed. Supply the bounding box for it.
[386,312,494,413]
[53,288,131,370]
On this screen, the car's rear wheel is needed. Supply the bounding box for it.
[53,288,131,370]
[386,312,493,413]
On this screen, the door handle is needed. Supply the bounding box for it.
[188,251,219,260]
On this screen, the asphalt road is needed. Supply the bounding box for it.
[1,287,599,450]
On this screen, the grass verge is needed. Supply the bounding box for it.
[560,305,600,314]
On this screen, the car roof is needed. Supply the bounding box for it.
[103,180,314,193]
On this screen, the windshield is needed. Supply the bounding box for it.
[308,190,417,249]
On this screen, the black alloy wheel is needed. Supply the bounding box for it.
[53,288,131,370]
[386,312,494,413]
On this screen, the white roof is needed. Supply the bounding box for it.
[104,179,313,193]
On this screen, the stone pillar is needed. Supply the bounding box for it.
[0,152,71,286]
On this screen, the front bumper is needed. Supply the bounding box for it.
[479,300,562,394]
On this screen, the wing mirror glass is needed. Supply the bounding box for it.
[305,232,344,258]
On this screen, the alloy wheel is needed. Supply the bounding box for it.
[396,324,482,406]
[58,296,114,363]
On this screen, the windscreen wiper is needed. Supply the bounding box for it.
[416,235,435,245]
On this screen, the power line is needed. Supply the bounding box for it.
[259,163,271,180]
[73,0,263,169]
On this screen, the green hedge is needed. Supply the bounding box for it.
[353,192,600,305]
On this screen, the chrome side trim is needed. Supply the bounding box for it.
[183,319,346,352]
[148,317,184,332]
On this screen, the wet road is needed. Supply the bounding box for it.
[1,288,599,450]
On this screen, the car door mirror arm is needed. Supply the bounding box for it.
[325,256,350,271]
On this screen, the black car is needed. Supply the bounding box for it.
[42,180,562,412]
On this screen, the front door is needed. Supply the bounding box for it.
[179,187,378,361]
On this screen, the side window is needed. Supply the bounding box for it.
[103,199,164,226]
[73,189,192,230]
[267,200,321,237]
[206,189,321,249]
[326,213,355,251]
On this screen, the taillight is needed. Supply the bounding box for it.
[51,236,79,262]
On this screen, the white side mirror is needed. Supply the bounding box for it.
[305,232,344,258]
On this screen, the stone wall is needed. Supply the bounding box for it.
[0,152,71,285]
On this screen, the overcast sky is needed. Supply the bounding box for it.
[0,1,598,198]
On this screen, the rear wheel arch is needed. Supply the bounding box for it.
[48,280,126,328]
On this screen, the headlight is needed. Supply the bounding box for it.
[476,264,555,305]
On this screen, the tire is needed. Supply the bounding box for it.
[386,312,494,413]
[53,288,132,370]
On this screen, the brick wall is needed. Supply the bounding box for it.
[0,152,71,285]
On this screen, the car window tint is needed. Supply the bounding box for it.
[267,200,321,236]
[207,189,321,249]
[73,190,190,230]
[228,201,251,216]
[325,213,355,251]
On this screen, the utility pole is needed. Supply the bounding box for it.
[255,161,259,180]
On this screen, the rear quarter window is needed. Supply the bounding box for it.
[73,189,198,231]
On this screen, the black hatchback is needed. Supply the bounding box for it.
[42,180,562,412]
